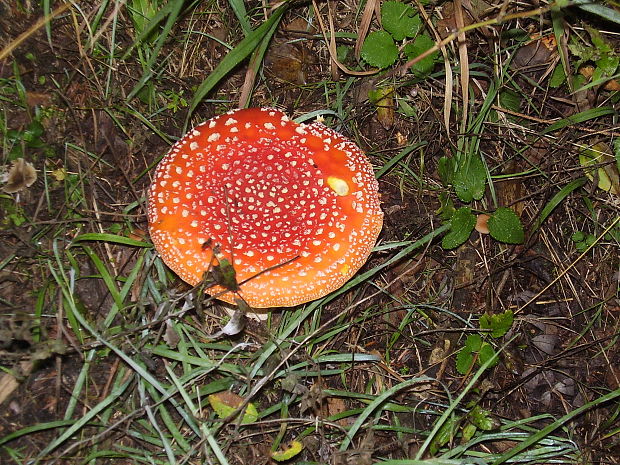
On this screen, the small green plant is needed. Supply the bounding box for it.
[361,1,439,76]
[456,310,514,375]
[5,119,47,160]
[429,403,499,454]
[441,206,525,250]
[571,230,596,252]
[565,26,619,90]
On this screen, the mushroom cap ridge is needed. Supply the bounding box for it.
[148,107,383,308]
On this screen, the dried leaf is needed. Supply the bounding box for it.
[265,41,307,84]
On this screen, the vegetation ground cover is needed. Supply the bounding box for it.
[0,0,619,463]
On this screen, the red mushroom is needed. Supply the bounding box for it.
[148,108,383,308]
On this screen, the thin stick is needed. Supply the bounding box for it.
[0,2,72,61]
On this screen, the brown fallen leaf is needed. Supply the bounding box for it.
[265,41,307,85]
[2,158,37,193]
[511,35,557,75]
[579,65,620,91]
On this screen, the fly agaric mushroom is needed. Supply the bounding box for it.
[148,107,383,308]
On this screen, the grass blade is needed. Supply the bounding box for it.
[542,107,616,134]
[185,4,288,124]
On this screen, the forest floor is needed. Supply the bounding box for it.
[0,0,619,464]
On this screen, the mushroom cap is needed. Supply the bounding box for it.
[148,107,383,308]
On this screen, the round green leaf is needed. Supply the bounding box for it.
[487,207,525,244]
[361,31,398,69]
[381,1,421,41]
[442,207,476,249]
[403,33,438,76]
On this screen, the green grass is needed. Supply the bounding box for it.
[0,0,619,463]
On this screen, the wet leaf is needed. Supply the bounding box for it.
[454,153,486,202]
[456,334,482,374]
[442,207,476,249]
[208,391,258,424]
[462,422,477,442]
[456,347,475,375]
[271,440,304,461]
[488,207,525,244]
[265,41,306,84]
[438,156,456,186]
[381,1,421,41]
[1,158,37,193]
[469,405,499,431]
[361,31,398,69]
[549,63,566,88]
[429,413,461,454]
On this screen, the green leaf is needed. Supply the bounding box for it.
[542,107,615,134]
[361,30,398,69]
[456,347,474,375]
[595,54,619,80]
[429,414,460,455]
[456,334,483,374]
[71,233,152,248]
[549,63,566,88]
[579,143,620,195]
[572,0,620,25]
[403,34,438,77]
[478,343,498,368]
[499,88,521,113]
[436,192,455,222]
[381,1,421,41]
[454,153,486,202]
[571,231,585,242]
[442,207,476,249]
[487,207,525,244]
[479,310,514,338]
[464,334,482,352]
[469,405,498,431]
[462,422,477,442]
[438,156,455,185]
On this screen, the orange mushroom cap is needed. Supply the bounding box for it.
[148,107,383,308]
